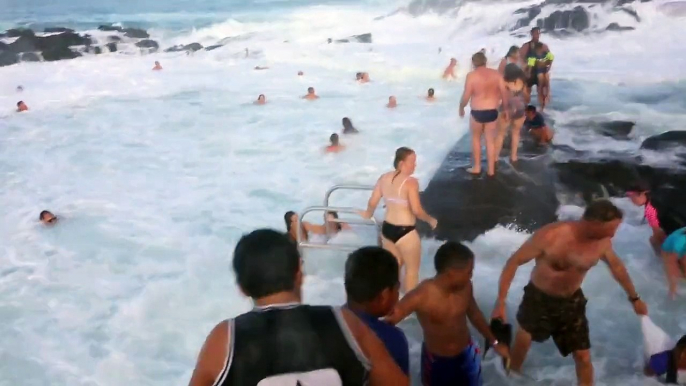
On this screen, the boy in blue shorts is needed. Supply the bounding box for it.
[385,242,509,386]
[645,335,686,383]
[662,227,686,299]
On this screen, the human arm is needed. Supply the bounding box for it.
[303,221,326,235]
[359,177,383,219]
[498,58,506,74]
[467,284,510,359]
[601,244,648,314]
[458,73,473,115]
[188,321,230,386]
[406,178,437,229]
[492,228,548,320]
[384,283,425,325]
[661,251,681,299]
[340,308,410,386]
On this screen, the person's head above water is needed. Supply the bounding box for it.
[39,210,57,225]
[284,211,298,234]
[330,133,340,146]
[307,87,315,94]
[472,51,487,68]
[297,71,304,76]
[257,94,266,103]
[580,199,624,240]
[434,241,474,290]
[626,181,651,206]
[16,101,28,112]
[342,117,356,132]
[531,26,541,42]
[344,246,400,317]
[326,211,342,232]
[506,45,519,59]
[525,104,537,119]
[393,146,416,175]
[233,228,303,301]
[450,58,457,65]
[427,88,435,97]
[16,85,23,92]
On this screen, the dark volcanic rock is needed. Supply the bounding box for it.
[418,134,559,242]
[108,35,122,42]
[135,39,159,51]
[8,36,38,53]
[618,7,640,21]
[538,6,590,32]
[606,22,635,31]
[98,25,122,32]
[165,43,203,52]
[0,50,18,67]
[20,52,41,62]
[566,120,635,139]
[205,44,223,51]
[513,6,542,30]
[106,42,118,52]
[122,28,149,39]
[6,28,35,38]
[641,131,686,151]
[44,27,74,33]
[93,46,102,54]
[42,45,81,61]
[332,33,373,43]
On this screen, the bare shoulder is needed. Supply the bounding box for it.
[535,221,571,240]
[404,176,419,188]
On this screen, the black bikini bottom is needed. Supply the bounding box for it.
[382,221,416,243]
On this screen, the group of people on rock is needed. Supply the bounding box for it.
[190,198,686,386]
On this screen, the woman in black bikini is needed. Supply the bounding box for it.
[359,147,438,292]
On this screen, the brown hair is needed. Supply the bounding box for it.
[582,199,624,222]
[392,147,415,182]
[472,52,487,67]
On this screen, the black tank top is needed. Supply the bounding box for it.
[213,304,370,386]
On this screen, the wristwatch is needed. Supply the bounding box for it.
[492,339,500,346]
[629,294,640,302]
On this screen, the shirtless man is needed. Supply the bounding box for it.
[459,51,509,177]
[152,61,162,71]
[442,58,458,80]
[356,72,370,83]
[492,199,648,386]
[519,27,552,106]
[255,94,266,105]
[16,101,28,112]
[325,133,345,153]
[386,241,509,385]
[387,96,397,108]
[303,87,320,100]
[426,88,436,102]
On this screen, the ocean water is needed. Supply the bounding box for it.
[2,0,686,384]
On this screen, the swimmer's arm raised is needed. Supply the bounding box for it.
[406,178,436,227]
[601,245,639,299]
[459,73,473,111]
[466,283,498,344]
[385,284,425,325]
[496,230,547,305]
[340,308,410,386]
[189,321,230,386]
[360,178,383,219]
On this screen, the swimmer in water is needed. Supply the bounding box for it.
[255,94,266,105]
[426,88,436,101]
[254,66,269,70]
[298,71,304,76]
[325,133,345,153]
[17,85,23,92]
[356,72,370,83]
[17,101,28,112]
[442,58,458,80]
[387,96,397,108]
[385,242,510,386]
[342,117,359,134]
[39,210,57,225]
[524,105,554,144]
[284,211,350,243]
[152,61,162,71]
[303,87,320,100]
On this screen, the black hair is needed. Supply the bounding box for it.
[582,199,624,222]
[676,335,686,350]
[525,105,537,113]
[344,246,399,303]
[284,211,296,233]
[17,101,23,107]
[503,63,526,83]
[233,228,301,298]
[428,88,435,96]
[307,87,314,92]
[472,51,487,67]
[342,117,356,133]
[434,241,474,273]
[327,211,342,231]
[39,210,51,221]
[330,133,339,145]
[392,146,415,182]
[531,27,540,32]
[506,45,519,58]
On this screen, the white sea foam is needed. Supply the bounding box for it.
[1,1,686,385]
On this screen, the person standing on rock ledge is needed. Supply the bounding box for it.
[492,199,648,386]
[459,51,509,177]
[519,27,553,109]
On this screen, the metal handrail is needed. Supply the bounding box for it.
[323,184,375,240]
[296,205,380,254]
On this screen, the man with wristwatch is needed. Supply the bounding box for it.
[492,199,648,386]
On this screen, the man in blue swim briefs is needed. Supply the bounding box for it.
[459,51,510,177]
[661,227,686,299]
[386,241,510,386]
[344,246,410,375]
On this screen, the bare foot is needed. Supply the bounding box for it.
[510,157,518,163]
[466,167,481,175]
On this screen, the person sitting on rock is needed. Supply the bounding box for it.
[152,61,162,71]
[524,105,553,144]
[17,101,28,112]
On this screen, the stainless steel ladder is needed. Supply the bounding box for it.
[296,184,381,254]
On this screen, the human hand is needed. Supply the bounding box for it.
[429,218,438,230]
[357,210,370,219]
[459,107,465,118]
[491,301,506,322]
[493,342,510,361]
[632,299,648,316]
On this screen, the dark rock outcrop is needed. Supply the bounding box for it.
[42,45,82,61]
[44,27,74,33]
[0,50,18,66]
[640,131,686,152]
[165,43,203,53]
[537,6,590,32]
[96,25,149,38]
[20,52,41,62]
[565,120,635,139]
[418,133,559,242]
[3,31,90,64]
[513,6,542,30]
[330,33,373,44]
[6,28,35,38]
[106,42,118,52]
[606,22,635,31]
[108,35,121,42]
[135,39,159,51]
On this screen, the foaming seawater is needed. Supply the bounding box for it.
[2,0,686,385]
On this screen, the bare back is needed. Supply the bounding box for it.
[531,222,610,296]
[413,280,471,356]
[379,171,416,226]
[466,67,504,110]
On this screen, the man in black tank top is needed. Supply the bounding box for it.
[188,229,408,386]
